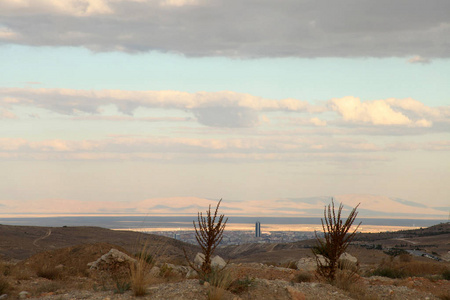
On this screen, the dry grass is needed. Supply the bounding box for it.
[206,267,232,300]
[372,257,448,279]
[129,240,157,297]
[36,264,62,280]
[294,271,313,283]
[0,275,11,294]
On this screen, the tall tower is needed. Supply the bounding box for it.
[255,221,261,237]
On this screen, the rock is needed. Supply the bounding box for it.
[338,252,358,271]
[87,248,136,269]
[0,294,8,300]
[149,266,160,277]
[211,255,226,268]
[295,257,317,271]
[194,253,205,267]
[18,291,30,299]
[286,286,306,300]
[186,268,198,279]
[193,253,226,269]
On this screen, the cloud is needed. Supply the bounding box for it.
[0,195,446,218]
[0,108,17,119]
[329,97,435,127]
[0,0,113,16]
[0,26,18,39]
[0,88,314,127]
[1,0,449,57]
[408,55,431,64]
[0,135,389,162]
[192,106,259,128]
[2,88,448,131]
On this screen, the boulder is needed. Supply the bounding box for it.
[87,248,136,270]
[211,255,227,268]
[194,253,205,267]
[193,253,226,269]
[338,252,358,270]
[295,257,317,271]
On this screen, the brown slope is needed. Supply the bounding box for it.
[0,224,199,262]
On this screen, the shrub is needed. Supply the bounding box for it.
[0,276,10,294]
[113,280,131,294]
[159,263,174,278]
[228,276,254,294]
[371,266,405,279]
[184,199,228,280]
[206,267,232,300]
[35,281,63,294]
[442,269,450,280]
[36,264,61,280]
[294,271,313,283]
[129,242,155,296]
[312,198,360,281]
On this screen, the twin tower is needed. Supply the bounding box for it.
[255,221,261,237]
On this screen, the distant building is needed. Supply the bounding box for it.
[255,221,261,237]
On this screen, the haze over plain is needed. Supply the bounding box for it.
[0,0,449,218]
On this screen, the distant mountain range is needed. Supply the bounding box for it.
[0,194,447,219]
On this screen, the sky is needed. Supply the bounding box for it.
[0,0,449,219]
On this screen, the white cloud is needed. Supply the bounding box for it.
[329,97,434,127]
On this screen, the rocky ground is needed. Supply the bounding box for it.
[0,223,449,300]
[1,245,449,300]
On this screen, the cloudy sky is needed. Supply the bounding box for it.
[0,0,449,218]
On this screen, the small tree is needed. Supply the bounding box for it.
[313,198,360,281]
[185,199,228,279]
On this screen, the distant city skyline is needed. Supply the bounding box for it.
[0,0,449,217]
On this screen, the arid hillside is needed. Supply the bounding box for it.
[0,224,199,262]
[0,222,449,299]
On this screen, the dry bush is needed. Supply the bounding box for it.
[129,242,155,297]
[372,257,447,279]
[36,264,62,280]
[207,267,232,300]
[313,198,360,281]
[13,267,33,280]
[398,253,412,263]
[443,269,450,280]
[184,199,228,280]
[34,281,64,294]
[129,257,150,296]
[228,276,254,294]
[0,261,12,277]
[294,271,313,283]
[437,292,450,300]
[334,266,378,300]
[403,260,447,277]
[0,275,11,294]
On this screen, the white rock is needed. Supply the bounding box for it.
[295,257,317,271]
[87,248,136,269]
[194,253,205,267]
[18,291,30,299]
[211,255,226,268]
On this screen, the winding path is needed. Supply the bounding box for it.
[33,229,52,247]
